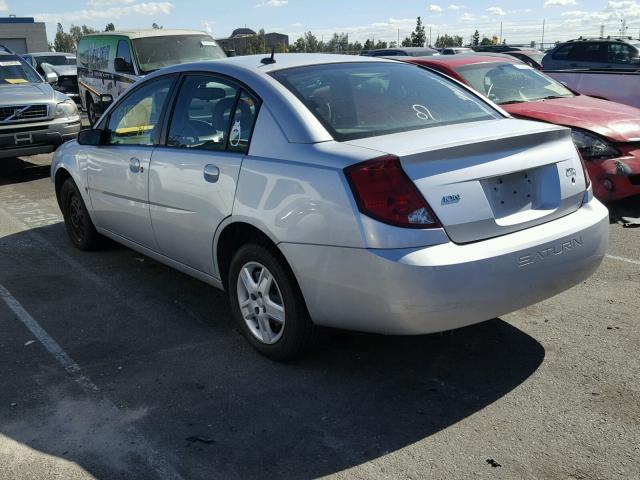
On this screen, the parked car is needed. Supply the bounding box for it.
[76,29,227,124]
[474,46,545,69]
[22,52,80,105]
[441,47,474,55]
[399,54,640,202]
[546,69,640,108]
[51,54,608,359]
[542,37,640,71]
[0,46,80,160]
[366,47,439,57]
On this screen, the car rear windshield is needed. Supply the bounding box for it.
[133,35,226,74]
[0,56,41,84]
[36,55,76,66]
[271,62,499,141]
[455,62,573,105]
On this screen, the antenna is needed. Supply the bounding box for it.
[261,47,276,65]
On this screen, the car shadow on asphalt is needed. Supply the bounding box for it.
[0,158,51,186]
[0,224,546,479]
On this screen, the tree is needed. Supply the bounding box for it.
[410,16,426,47]
[105,23,115,31]
[480,36,493,46]
[53,23,75,53]
[374,40,388,50]
[363,39,374,51]
[152,22,162,29]
[472,30,480,47]
[435,34,463,48]
[401,36,412,47]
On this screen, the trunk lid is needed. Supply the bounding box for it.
[344,118,586,243]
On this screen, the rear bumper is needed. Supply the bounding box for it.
[0,117,80,159]
[280,197,609,335]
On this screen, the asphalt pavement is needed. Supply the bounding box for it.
[0,153,638,480]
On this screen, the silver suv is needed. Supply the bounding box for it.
[542,37,640,70]
[0,46,80,160]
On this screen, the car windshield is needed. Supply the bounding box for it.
[132,35,226,74]
[271,62,499,141]
[0,56,41,84]
[36,55,76,66]
[455,62,574,104]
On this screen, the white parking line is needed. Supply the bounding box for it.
[0,284,186,480]
[606,254,640,266]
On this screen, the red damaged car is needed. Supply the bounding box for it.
[399,54,640,202]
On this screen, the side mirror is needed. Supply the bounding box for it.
[77,129,104,146]
[45,72,58,84]
[99,94,113,108]
[114,57,134,73]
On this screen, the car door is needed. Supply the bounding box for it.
[87,75,176,249]
[149,73,260,276]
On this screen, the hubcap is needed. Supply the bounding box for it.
[68,194,85,242]
[236,262,285,345]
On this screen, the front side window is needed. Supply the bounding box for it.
[106,77,174,146]
[0,55,42,84]
[568,43,607,62]
[455,62,573,104]
[132,35,226,75]
[272,62,499,141]
[116,40,133,70]
[167,75,259,153]
[552,44,573,60]
[608,43,639,64]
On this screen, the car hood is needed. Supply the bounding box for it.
[0,82,56,104]
[503,95,640,142]
[41,63,77,77]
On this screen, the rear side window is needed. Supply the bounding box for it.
[568,43,607,62]
[608,43,639,64]
[552,44,573,60]
[167,75,259,153]
[271,62,499,141]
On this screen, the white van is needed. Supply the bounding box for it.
[77,29,226,124]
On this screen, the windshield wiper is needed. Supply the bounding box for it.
[538,95,566,100]
[499,100,527,105]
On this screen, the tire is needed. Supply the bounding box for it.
[86,96,98,126]
[228,243,313,361]
[60,178,103,251]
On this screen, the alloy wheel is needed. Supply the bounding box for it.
[236,261,286,344]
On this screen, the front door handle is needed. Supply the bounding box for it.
[204,164,219,183]
[129,157,142,173]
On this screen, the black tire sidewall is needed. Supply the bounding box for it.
[60,178,99,250]
[228,243,312,360]
[87,97,96,126]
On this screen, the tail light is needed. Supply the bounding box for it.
[344,155,440,229]
[575,147,591,189]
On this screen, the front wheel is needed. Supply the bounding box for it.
[60,178,103,250]
[228,243,313,361]
[86,96,98,126]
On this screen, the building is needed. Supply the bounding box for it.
[216,28,289,54]
[0,16,48,54]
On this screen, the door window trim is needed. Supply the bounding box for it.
[96,73,179,148]
[159,71,262,154]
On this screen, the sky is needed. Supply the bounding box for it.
[5,0,640,47]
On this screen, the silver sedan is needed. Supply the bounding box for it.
[51,54,609,360]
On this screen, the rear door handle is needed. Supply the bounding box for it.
[204,164,219,183]
[129,157,142,173]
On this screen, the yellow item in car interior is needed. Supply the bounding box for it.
[115,125,154,135]
[5,79,28,84]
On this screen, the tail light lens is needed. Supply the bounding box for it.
[344,155,440,229]
[575,147,591,189]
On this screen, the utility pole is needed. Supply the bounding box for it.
[499,21,503,44]
[541,19,545,50]
[600,24,605,38]
[429,26,432,46]
[397,28,400,46]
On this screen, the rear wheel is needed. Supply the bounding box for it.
[228,243,313,360]
[60,178,103,250]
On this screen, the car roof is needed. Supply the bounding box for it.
[28,52,75,56]
[160,53,397,75]
[82,29,209,40]
[558,37,638,45]
[403,53,521,69]
[370,47,437,53]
